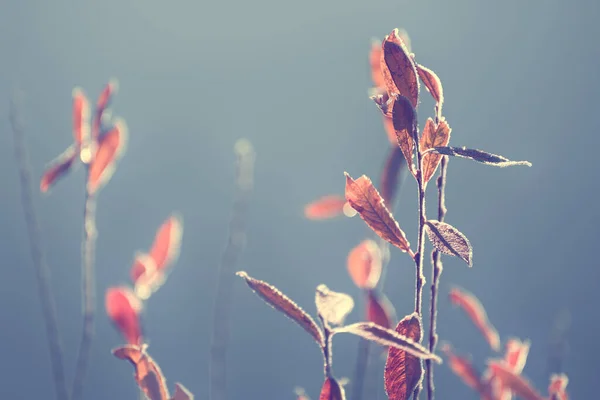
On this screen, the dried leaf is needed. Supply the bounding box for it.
[379,146,406,206]
[366,290,396,329]
[72,87,91,150]
[425,146,532,168]
[315,284,354,327]
[416,64,444,112]
[449,288,500,352]
[87,118,128,194]
[392,94,418,175]
[384,313,424,400]
[420,118,451,185]
[347,240,382,290]
[425,220,473,267]
[236,271,324,347]
[113,344,170,400]
[548,374,569,400]
[319,377,346,400]
[105,286,144,346]
[380,29,419,108]
[441,344,485,393]
[304,195,347,220]
[333,322,441,363]
[344,173,411,253]
[92,79,119,139]
[40,145,78,193]
[488,360,545,400]
[171,383,194,400]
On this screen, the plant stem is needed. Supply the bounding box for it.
[323,325,333,378]
[209,139,255,400]
[351,293,372,400]
[425,156,448,400]
[9,91,69,400]
[71,188,97,400]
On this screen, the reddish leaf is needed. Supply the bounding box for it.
[87,118,128,194]
[113,344,170,400]
[304,195,347,220]
[105,286,143,346]
[92,79,119,140]
[344,173,411,254]
[449,288,500,352]
[379,146,406,206]
[416,64,444,115]
[392,94,418,176]
[366,290,396,329]
[380,29,419,108]
[420,118,451,185]
[315,284,354,327]
[130,252,157,286]
[319,377,346,400]
[347,239,382,290]
[488,360,545,400]
[504,338,530,373]
[548,374,569,400]
[369,39,386,90]
[382,116,397,146]
[333,322,441,363]
[131,252,163,300]
[425,220,473,267]
[40,146,78,193]
[149,214,184,272]
[441,344,486,394]
[72,87,91,151]
[384,313,424,400]
[236,271,324,347]
[171,383,194,400]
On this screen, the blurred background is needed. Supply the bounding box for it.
[1,0,599,398]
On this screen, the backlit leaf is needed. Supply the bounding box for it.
[171,383,194,400]
[425,220,473,267]
[384,313,424,400]
[315,284,354,327]
[382,116,396,145]
[505,338,530,373]
[380,29,419,108]
[488,360,545,400]
[113,344,170,400]
[392,94,418,175]
[236,271,324,347]
[149,214,184,272]
[105,286,143,346]
[347,240,382,290]
[449,287,500,352]
[304,195,347,220]
[548,374,569,400]
[87,118,128,194]
[425,146,532,168]
[40,145,78,193]
[333,322,441,363]
[366,290,396,329]
[344,173,411,253]
[319,377,346,400]
[416,64,444,115]
[441,344,485,393]
[420,118,451,185]
[379,146,406,206]
[92,79,119,140]
[369,39,386,90]
[72,87,91,151]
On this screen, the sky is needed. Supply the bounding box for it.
[1,0,599,399]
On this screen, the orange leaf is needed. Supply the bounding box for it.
[488,360,545,400]
[105,286,143,346]
[449,287,500,351]
[92,79,119,140]
[344,173,411,254]
[315,284,354,327]
[347,239,382,290]
[87,118,128,194]
[384,313,424,400]
[304,195,347,220]
[380,29,420,108]
[72,87,91,150]
[40,146,78,193]
[369,39,386,90]
[416,64,444,114]
[366,290,396,329]
[420,118,451,185]
[319,377,346,400]
[391,94,418,176]
[379,145,406,206]
[236,271,324,347]
[113,344,170,400]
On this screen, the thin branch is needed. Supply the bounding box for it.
[209,139,255,400]
[351,297,371,400]
[426,155,448,400]
[9,91,69,400]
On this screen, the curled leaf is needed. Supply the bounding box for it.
[425,146,532,168]
[315,284,354,327]
[488,360,545,400]
[105,286,143,346]
[344,173,411,253]
[347,239,382,290]
[366,290,396,330]
[379,146,406,206]
[113,344,170,400]
[392,94,418,175]
[40,145,78,193]
[236,271,324,347]
[87,118,128,194]
[333,322,441,363]
[380,29,419,108]
[384,313,424,400]
[416,64,444,116]
[420,118,451,185]
[449,287,500,352]
[304,195,347,220]
[319,377,346,400]
[425,220,473,267]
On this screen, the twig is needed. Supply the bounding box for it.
[425,155,448,400]
[209,139,255,400]
[9,91,69,400]
[351,306,371,400]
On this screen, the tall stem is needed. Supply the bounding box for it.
[9,92,69,400]
[425,156,448,400]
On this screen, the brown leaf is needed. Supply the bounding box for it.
[380,29,419,108]
[333,322,441,363]
[420,118,451,185]
[112,344,170,400]
[319,377,346,400]
[236,271,324,347]
[449,288,500,352]
[416,64,444,113]
[425,220,473,267]
[488,360,545,400]
[384,313,424,400]
[315,284,354,327]
[379,146,406,207]
[366,290,396,330]
[392,94,418,176]
[344,173,411,254]
[347,240,382,290]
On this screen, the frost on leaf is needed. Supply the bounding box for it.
[366,290,396,330]
[40,145,78,193]
[380,29,419,108]
[344,173,411,253]
[333,322,441,363]
[304,195,347,220]
[420,118,451,185]
[449,288,500,352]
[426,146,532,168]
[347,240,382,290]
[319,377,346,400]
[384,313,424,400]
[425,220,473,267]
[392,94,418,175]
[236,271,324,347]
[379,146,406,207]
[87,118,128,194]
[113,344,170,400]
[315,284,354,327]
